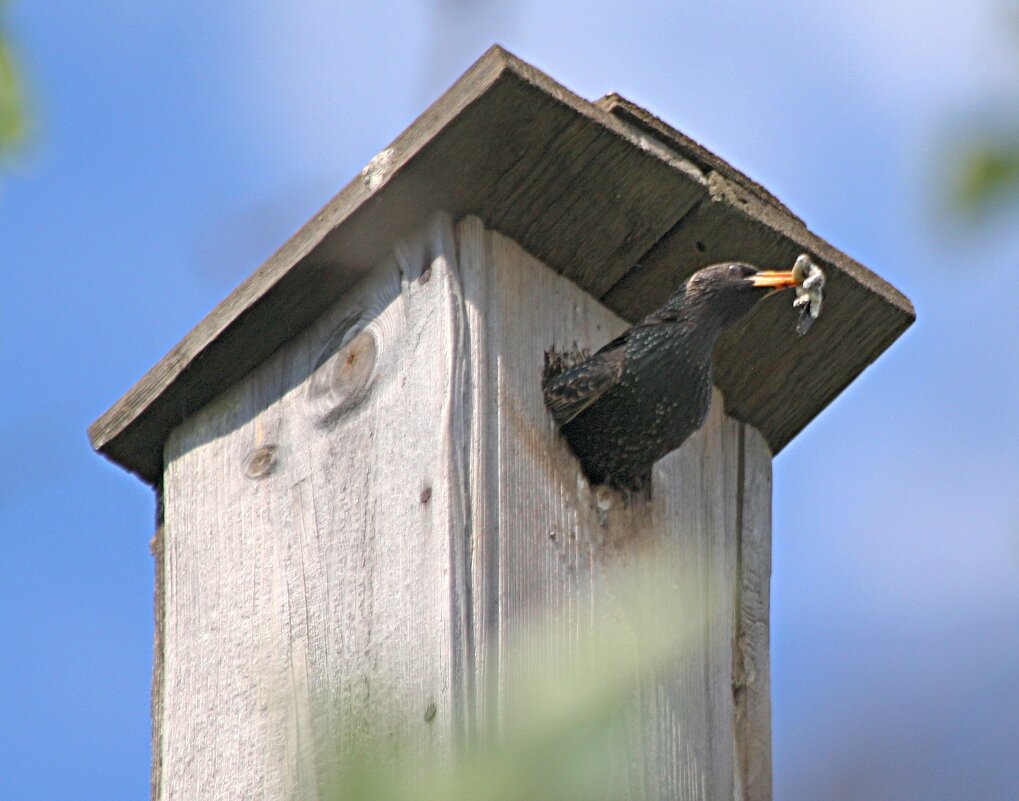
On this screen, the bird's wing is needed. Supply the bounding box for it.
[543,337,627,425]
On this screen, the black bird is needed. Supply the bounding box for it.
[543,262,799,490]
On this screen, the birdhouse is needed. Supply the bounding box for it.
[89,47,913,801]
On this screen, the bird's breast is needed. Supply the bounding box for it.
[595,334,712,441]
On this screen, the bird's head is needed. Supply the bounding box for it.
[683,261,798,332]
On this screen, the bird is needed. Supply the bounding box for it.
[543,262,799,490]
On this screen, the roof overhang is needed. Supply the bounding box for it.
[89,45,914,485]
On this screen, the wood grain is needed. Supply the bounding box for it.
[595,93,802,224]
[150,521,165,801]
[88,46,705,483]
[160,214,462,800]
[89,45,912,485]
[457,218,773,800]
[734,427,773,801]
[157,214,774,800]
[601,167,912,452]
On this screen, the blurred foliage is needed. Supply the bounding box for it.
[949,10,1019,220]
[953,139,1019,216]
[316,552,703,801]
[0,0,27,157]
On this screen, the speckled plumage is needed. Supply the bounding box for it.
[544,262,781,490]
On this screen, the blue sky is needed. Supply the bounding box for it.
[2,1,1018,799]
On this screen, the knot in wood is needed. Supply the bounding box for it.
[243,446,277,479]
[309,329,377,425]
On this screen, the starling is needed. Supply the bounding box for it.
[543,262,799,490]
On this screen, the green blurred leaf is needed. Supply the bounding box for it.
[953,141,1019,215]
[318,552,704,801]
[0,4,27,155]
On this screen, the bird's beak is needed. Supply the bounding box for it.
[748,270,798,291]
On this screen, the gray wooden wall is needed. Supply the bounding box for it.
[159,212,772,801]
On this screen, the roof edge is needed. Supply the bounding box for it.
[88,45,915,485]
[87,46,518,458]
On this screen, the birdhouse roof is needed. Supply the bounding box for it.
[89,45,914,484]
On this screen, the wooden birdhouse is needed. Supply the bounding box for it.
[89,46,913,801]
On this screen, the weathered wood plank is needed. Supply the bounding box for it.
[89,46,912,485]
[89,46,706,484]
[733,427,773,801]
[161,214,463,800]
[456,217,773,800]
[595,93,803,224]
[453,215,500,743]
[150,521,165,801]
[599,169,913,452]
[600,102,914,453]
[157,213,775,800]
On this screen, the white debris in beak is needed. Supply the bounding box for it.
[791,254,825,335]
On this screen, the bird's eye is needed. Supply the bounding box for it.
[728,264,743,277]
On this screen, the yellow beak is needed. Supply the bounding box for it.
[749,270,798,290]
